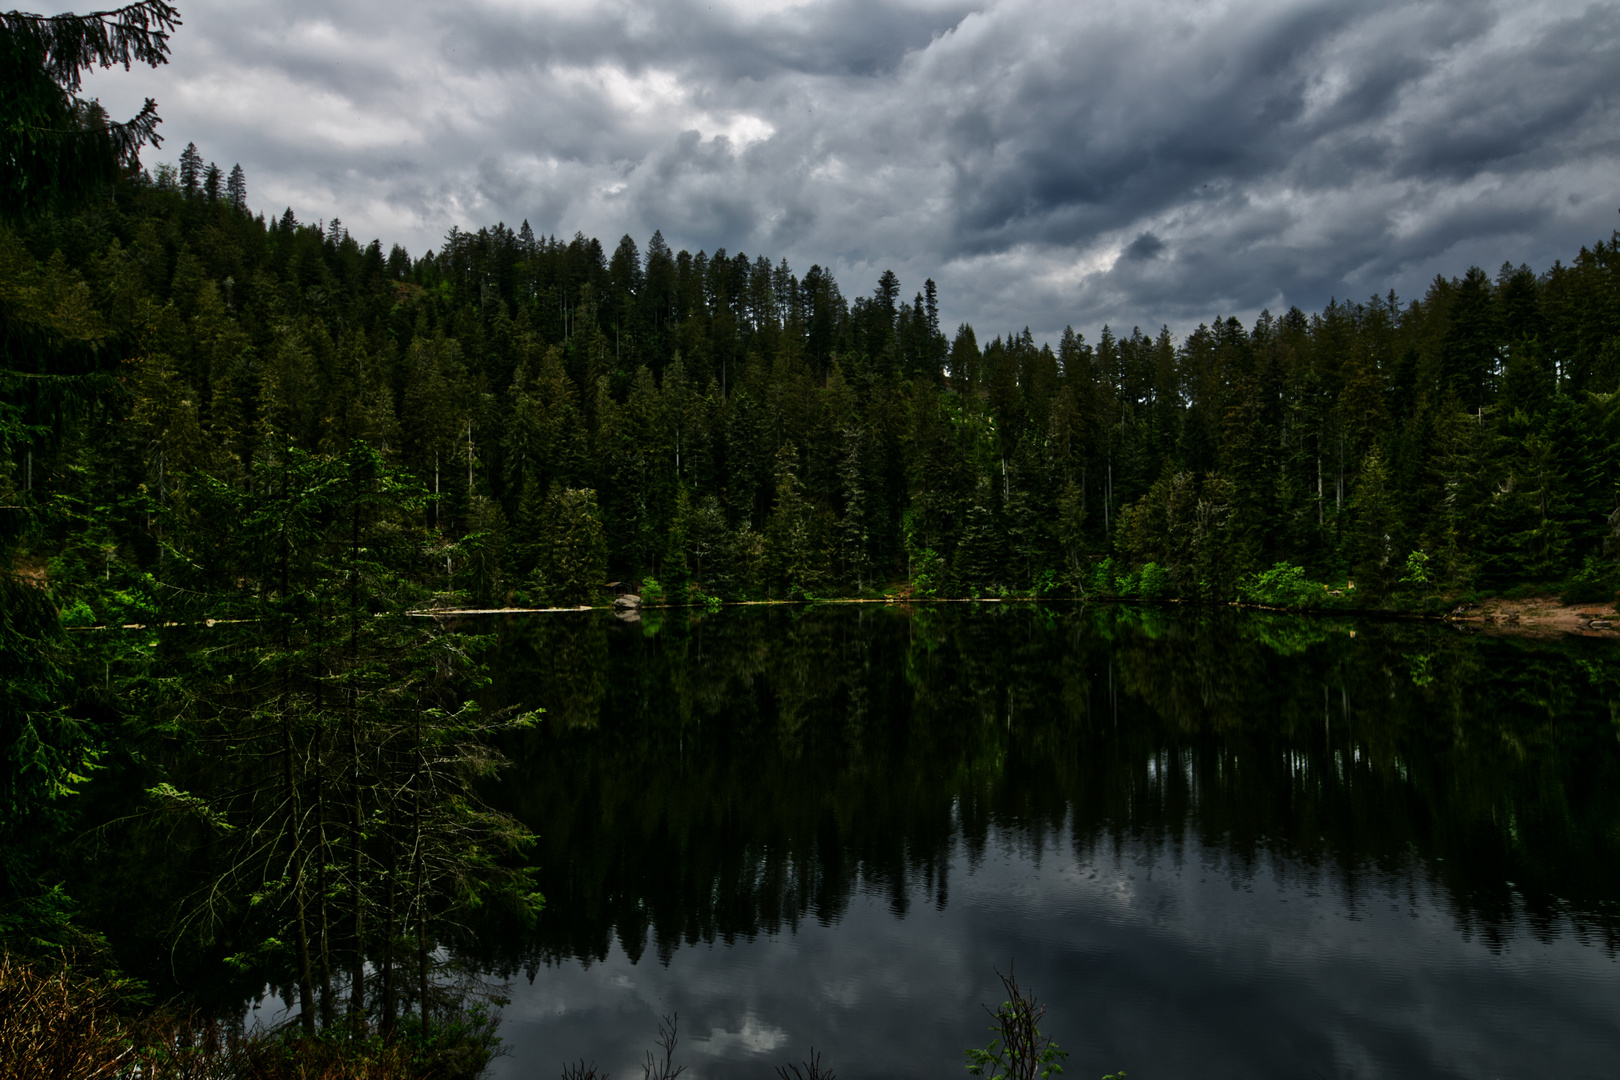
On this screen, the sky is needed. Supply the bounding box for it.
[81,0,1620,344]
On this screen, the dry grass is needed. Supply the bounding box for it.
[0,953,442,1079]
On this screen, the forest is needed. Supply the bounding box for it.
[9,156,1620,617]
[5,2,1620,1077]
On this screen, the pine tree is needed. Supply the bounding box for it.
[0,2,178,216]
[836,423,872,590]
[178,139,201,196]
[225,162,246,210]
[763,442,829,596]
[1348,447,1399,594]
[530,485,607,604]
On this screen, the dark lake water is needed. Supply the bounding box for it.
[460,604,1620,1080]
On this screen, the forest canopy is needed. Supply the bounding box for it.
[6,158,1620,612]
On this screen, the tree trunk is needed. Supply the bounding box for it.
[382,832,396,1036]
[414,711,429,1042]
[281,469,316,1036]
[348,491,366,1026]
[285,716,315,1035]
[316,745,333,1029]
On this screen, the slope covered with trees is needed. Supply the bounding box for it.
[8,161,1620,612]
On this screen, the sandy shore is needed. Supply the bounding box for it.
[1448,595,1620,638]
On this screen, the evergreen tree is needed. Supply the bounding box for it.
[178,139,201,197]
[0,1,177,216]
[225,162,246,210]
[530,485,607,604]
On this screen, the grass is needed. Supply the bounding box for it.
[0,952,488,1079]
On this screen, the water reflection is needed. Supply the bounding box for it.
[467,605,1620,1079]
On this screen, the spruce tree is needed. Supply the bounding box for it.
[178,139,201,196]
[0,1,177,216]
[225,162,246,210]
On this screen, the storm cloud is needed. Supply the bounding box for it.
[81,0,1620,340]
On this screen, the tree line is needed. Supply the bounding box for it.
[9,159,1620,615]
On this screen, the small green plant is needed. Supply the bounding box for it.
[640,577,665,603]
[59,598,95,627]
[686,584,722,612]
[910,547,944,598]
[965,966,1069,1080]
[1398,550,1430,586]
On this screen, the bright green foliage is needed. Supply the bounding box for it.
[1399,550,1431,586]
[1137,561,1169,599]
[0,574,99,944]
[1238,562,1325,609]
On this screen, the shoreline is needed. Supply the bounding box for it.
[413,593,1620,638]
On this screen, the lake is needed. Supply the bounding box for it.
[457,604,1620,1080]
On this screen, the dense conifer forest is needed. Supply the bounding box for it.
[8,158,1620,614]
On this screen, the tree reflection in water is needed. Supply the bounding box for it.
[468,604,1620,978]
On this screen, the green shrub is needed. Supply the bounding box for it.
[640,577,665,603]
[1238,562,1323,609]
[1398,550,1430,586]
[910,547,944,598]
[1138,562,1170,599]
[59,598,95,627]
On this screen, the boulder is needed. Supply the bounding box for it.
[614,593,641,609]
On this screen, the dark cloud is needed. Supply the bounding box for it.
[1123,233,1165,262]
[80,0,1620,341]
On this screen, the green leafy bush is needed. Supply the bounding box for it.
[686,585,722,611]
[640,577,665,603]
[58,599,95,627]
[1238,562,1324,609]
[910,547,944,598]
[1138,562,1170,599]
[1398,550,1430,586]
